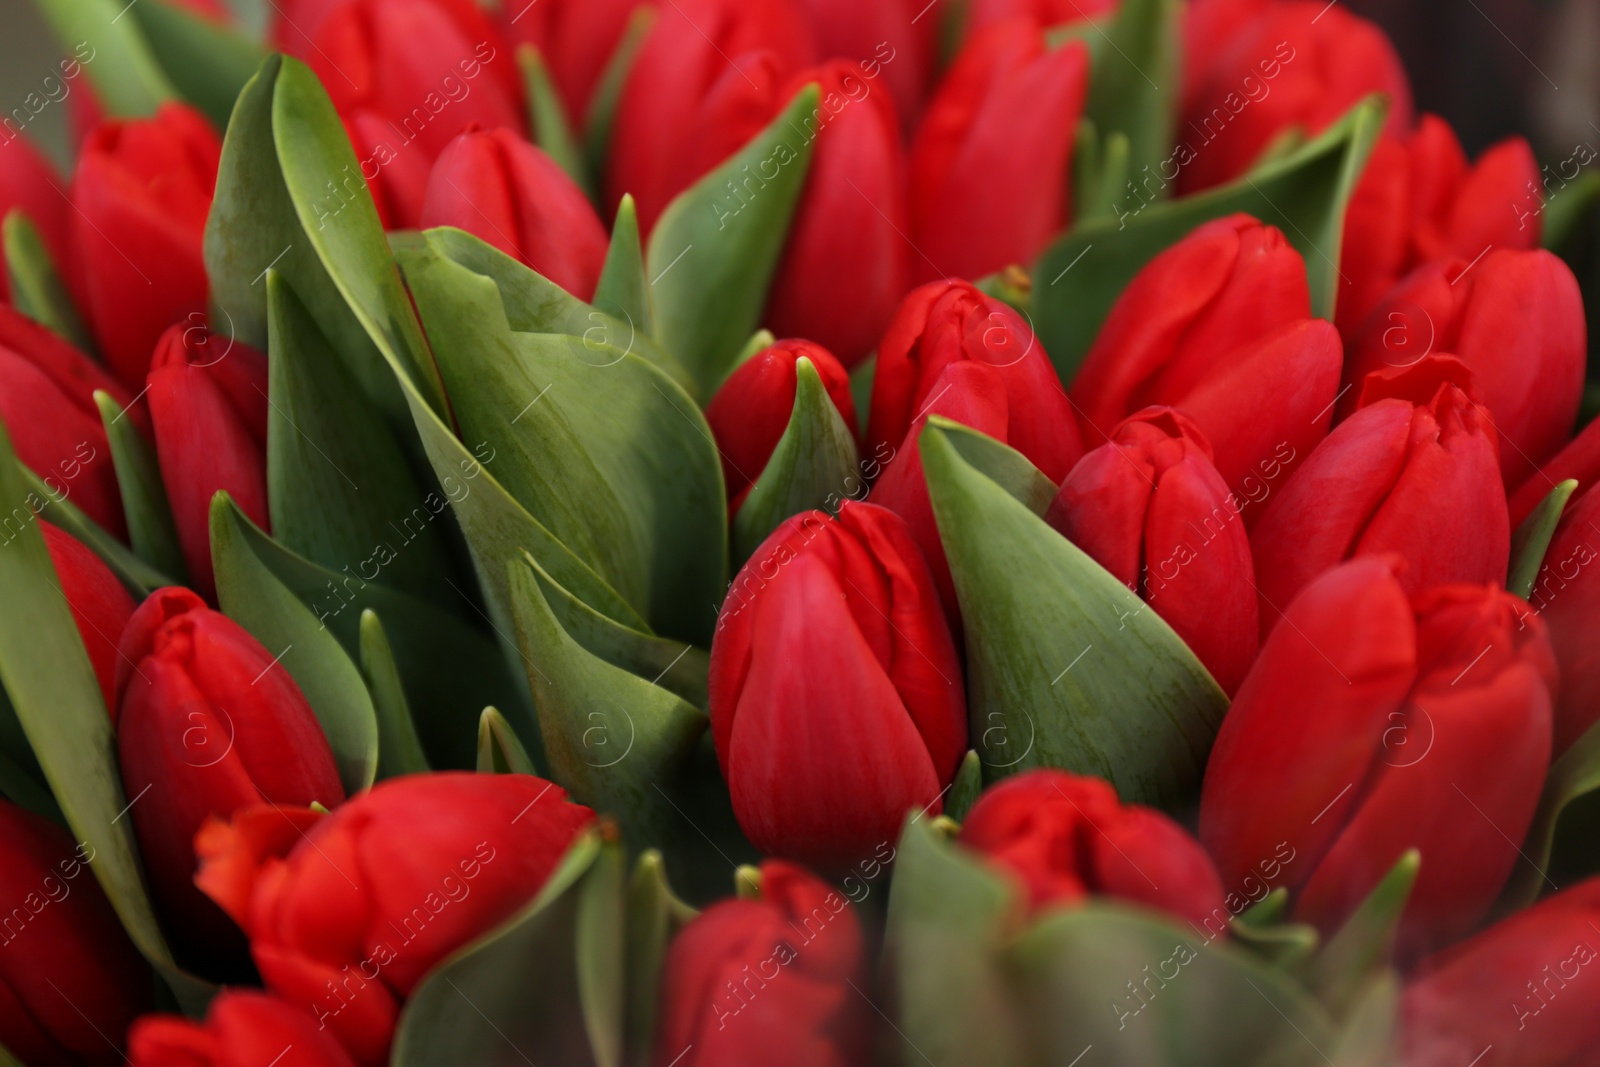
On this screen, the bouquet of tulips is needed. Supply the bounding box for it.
[0,0,1596,1062]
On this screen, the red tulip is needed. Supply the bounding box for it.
[1178,2,1411,193]
[907,18,1088,282]
[0,798,154,1067]
[704,339,858,512]
[129,991,357,1067]
[764,60,912,366]
[147,321,269,601]
[342,110,434,230]
[1510,415,1600,529]
[0,134,71,304]
[195,773,596,1067]
[1526,485,1600,755]
[0,302,141,539]
[797,0,934,129]
[41,520,135,714]
[1045,407,1258,694]
[1401,878,1600,1067]
[866,279,1083,614]
[498,0,653,125]
[1251,356,1508,631]
[1200,557,1555,959]
[1337,115,1541,336]
[652,860,868,1067]
[967,0,1119,35]
[1069,215,1338,503]
[419,127,609,299]
[115,586,346,976]
[710,502,966,871]
[1343,248,1586,487]
[1180,0,1270,104]
[959,770,1225,926]
[68,103,220,390]
[607,0,816,232]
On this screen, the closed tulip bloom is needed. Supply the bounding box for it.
[0,303,140,538]
[0,799,153,1067]
[1070,215,1338,500]
[1178,2,1411,193]
[607,0,816,232]
[1338,115,1541,335]
[1401,878,1600,1067]
[194,773,595,1067]
[1526,485,1600,755]
[1046,408,1258,694]
[653,860,868,1067]
[115,587,346,976]
[1180,0,1270,104]
[0,134,71,303]
[343,110,433,229]
[959,770,1226,926]
[147,321,269,601]
[907,19,1088,283]
[419,127,609,299]
[1343,249,1586,486]
[69,103,220,390]
[710,503,966,871]
[41,520,135,714]
[1251,356,1508,632]
[499,0,653,126]
[764,60,912,366]
[1201,558,1556,958]
[129,992,357,1067]
[704,339,857,511]
[797,0,933,129]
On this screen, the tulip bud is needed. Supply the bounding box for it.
[1200,558,1556,958]
[419,127,610,300]
[1526,485,1600,755]
[704,339,858,512]
[343,110,434,230]
[68,103,220,390]
[194,773,595,1067]
[654,860,868,1067]
[1070,215,1339,502]
[797,0,934,130]
[1401,878,1600,1067]
[959,770,1226,926]
[146,321,269,601]
[764,60,912,366]
[115,587,346,977]
[907,19,1088,282]
[129,991,357,1067]
[0,798,154,1067]
[498,0,651,126]
[607,0,816,232]
[41,520,135,715]
[0,134,71,304]
[1338,116,1541,336]
[0,302,139,539]
[1178,2,1411,193]
[1344,248,1586,486]
[1045,407,1258,694]
[710,502,966,872]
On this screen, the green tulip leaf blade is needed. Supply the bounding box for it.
[29,0,174,116]
[210,493,379,794]
[946,750,984,824]
[2,210,92,351]
[1508,478,1578,599]
[358,610,431,779]
[93,390,187,582]
[1035,95,1386,383]
[1308,849,1419,1017]
[646,84,821,397]
[1500,711,1600,910]
[1079,0,1179,210]
[593,195,655,340]
[518,43,593,199]
[926,415,1058,517]
[920,421,1229,807]
[731,356,861,564]
[625,850,697,1066]
[576,832,628,1067]
[21,468,173,596]
[1228,912,1320,972]
[130,0,264,130]
[1327,973,1402,1067]
[478,706,539,776]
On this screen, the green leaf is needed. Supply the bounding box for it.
[22,468,173,596]
[400,233,726,645]
[391,831,622,1067]
[920,421,1229,806]
[1327,973,1401,1067]
[1499,712,1600,909]
[358,610,431,779]
[265,272,457,607]
[94,390,187,582]
[1079,0,1178,209]
[946,750,984,824]
[624,850,696,1067]
[130,0,264,130]
[1035,96,1386,383]
[647,85,821,397]
[583,5,656,184]
[519,44,594,200]
[1308,850,1419,1017]
[576,831,627,1067]
[478,706,538,776]
[593,195,655,339]
[209,493,379,794]
[927,415,1058,516]
[731,356,861,564]
[29,0,174,117]
[1229,912,1321,971]
[1508,479,1578,599]
[2,210,92,351]
[1543,171,1600,252]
